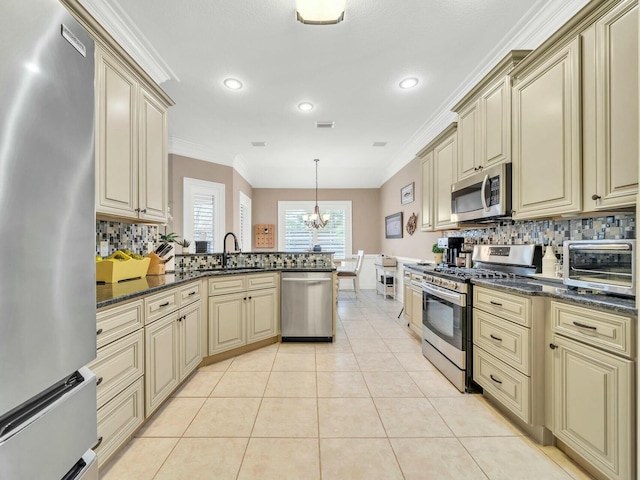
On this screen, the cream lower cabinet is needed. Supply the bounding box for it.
[93,300,144,468]
[418,123,457,231]
[549,301,635,480]
[145,283,203,416]
[409,284,422,337]
[208,273,279,355]
[403,272,412,322]
[472,287,548,443]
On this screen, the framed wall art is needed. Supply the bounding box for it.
[401,182,414,205]
[385,212,403,239]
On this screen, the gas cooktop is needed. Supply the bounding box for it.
[433,266,517,280]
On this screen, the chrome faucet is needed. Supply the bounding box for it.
[222,232,240,268]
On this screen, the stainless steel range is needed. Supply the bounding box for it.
[421,244,542,392]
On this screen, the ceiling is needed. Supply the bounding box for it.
[80,0,589,188]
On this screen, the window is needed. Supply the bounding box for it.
[183,178,225,253]
[278,201,352,258]
[239,191,252,251]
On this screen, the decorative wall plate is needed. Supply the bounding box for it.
[406,212,418,236]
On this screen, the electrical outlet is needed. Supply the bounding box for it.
[99,241,109,257]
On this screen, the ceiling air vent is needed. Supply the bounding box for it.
[251,141,266,147]
[315,121,335,129]
[372,142,387,147]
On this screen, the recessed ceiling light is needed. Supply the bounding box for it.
[224,78,243,90]
[251,141,266,147]
[399,77,419,89]
[372,142,387,147]
[298,102,314,112]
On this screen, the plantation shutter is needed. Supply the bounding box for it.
[193,193,216,251]
[284,207,314,251]
[315,208,346,257]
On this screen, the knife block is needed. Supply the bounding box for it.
[146,253,166,276]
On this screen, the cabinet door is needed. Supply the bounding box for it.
[593,0,639,209]
[433,131,458,230]
[178,301,202,381]
[247,288,278,343]
[481,76,510,168]
[138,87,168,222]
[403,279,412,321]
[552,335,634,480]
[95,46,138,217]
[409,287,422,337]
[512,38,581,219]
[145,314,179,416]
[457,100,480,181]
[420,153,433,231]
[208,293,246,355]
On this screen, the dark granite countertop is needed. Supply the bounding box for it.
[97,267,335,309]
[471,277,637,317]
[403,263,636,316]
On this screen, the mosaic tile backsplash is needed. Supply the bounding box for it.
[96,220,160,255]
[175,252,335,273]
[447,214,635,257]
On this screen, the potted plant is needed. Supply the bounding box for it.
[178,239,191,254]
[159,232,179,243]
[432,243,444,265]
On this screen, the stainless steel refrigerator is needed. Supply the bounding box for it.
[0,1,98,478]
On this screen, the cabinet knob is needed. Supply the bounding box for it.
[96,328,103,336]
[134,208,140,212]
[591,194,601,201]
[141,208,147,214]
[549,343,558,350]
[478,165,483,170]
[96,377,103,386]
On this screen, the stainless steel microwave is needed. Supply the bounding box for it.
[450,163,512,222]
[563,240,635,297]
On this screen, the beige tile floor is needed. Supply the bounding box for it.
[101,289,595,480]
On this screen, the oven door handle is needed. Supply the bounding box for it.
[480,174,490,212]
[422,282,466,307]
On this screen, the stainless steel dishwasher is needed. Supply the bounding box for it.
[281,271,334,342]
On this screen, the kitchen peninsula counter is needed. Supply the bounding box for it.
[97,267,335,309]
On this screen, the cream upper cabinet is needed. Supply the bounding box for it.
[95,46,138,217]
[418,123,457,231]
[453,51,529,182]
[582,0,639,210]
[95,44,171,223]
[420,152,433,231]
[433,127,458,230]
[511,38,581,219]
[138,87,169,222]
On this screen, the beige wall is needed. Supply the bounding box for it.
[252,188,381,255]
[379,156,442,261]
[169,154,235,239]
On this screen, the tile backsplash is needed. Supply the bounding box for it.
[447,214,635,256]
[96,220,159,255]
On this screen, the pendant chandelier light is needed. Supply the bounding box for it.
[303,159,330,229]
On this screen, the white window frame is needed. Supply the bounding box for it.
[183,177,225,252]
[277,200,352,259]
[238,191,252,251]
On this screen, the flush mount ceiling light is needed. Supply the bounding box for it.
[302,159,330,229]
[223,78,243,90]
[296,0,346,25]
[298,102,314,112]
[399,77,419,89]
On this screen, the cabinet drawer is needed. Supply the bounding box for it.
[96,300,143,349]
[90,330,144,410]
[179,281,201,306]
[247,272,278,291]
[474,348,530,423]
[95,377,144,468]
[474,287,531,327]
[144,288,179,325]
[550,301,633,357]
[209,276,246,296]
[473,310,530,375]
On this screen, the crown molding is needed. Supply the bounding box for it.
[79,0,178,84]
[380,0,590,187]
[169,136,234,167]
[232,155,252,186]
